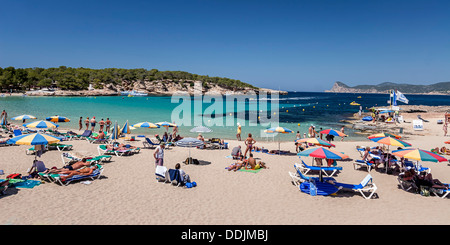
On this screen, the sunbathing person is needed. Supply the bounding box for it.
[245,154,268,169]
[231,145,243,160]
[268,149,291,154]
[227,160,245,172]
[362,146,382,169]
[404,169,449,190]
[59,164,98,182]
[107,143,136,151]
[46,158,91,174]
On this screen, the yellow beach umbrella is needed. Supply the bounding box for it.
[7,133,61,145]
[23,120,58,129]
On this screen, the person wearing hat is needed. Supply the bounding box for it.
[153,142,165,167]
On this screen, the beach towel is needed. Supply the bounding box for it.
[0,179,41,188]
[238,168,262,173]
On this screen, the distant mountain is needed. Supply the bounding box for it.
[325,81,450,95]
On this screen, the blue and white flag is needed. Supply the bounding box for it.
[395,90,409,104]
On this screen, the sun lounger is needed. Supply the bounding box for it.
[397,173,419,193]
[143,137,159,149]
[26,145,48,155]
[430,184,450,199]
[155,165,170,183]
[292,163,336,183]
[404,160,430,174]
[48,164,104,186]
[299,179,340,196]
[48,143,73,151]
[97,145,132,157]
[298,160,342,177]
[329,174,378,199]
[61,152,112,165]
[353,159,373,172]
[75,130,92,140]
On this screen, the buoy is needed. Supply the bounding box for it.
[286,110,288,112]
[302,109,305,111]
[298,123,300,126]
[313,106,315,108]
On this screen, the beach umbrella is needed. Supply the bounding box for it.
[7,133,61,145]
[264,126,294,154]
[190,125,213,133]
[11,115,37,121]
[320,129,347,137]
[296,138,335,148]
[175,137,204,164]
[46,116,70,122]
[298,147,349,160]
[367,132,401,139]
[132,122,160,128]
[156,121,177,133]
[369,136,411,148]
[111,121,120,140]
[121,120,131,135]
[392,148,448,163]
[23,120,58,129]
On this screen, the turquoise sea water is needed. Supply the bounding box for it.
[1,92,449,141]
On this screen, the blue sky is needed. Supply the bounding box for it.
[1,0,449,92]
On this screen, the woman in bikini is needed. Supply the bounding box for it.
[244,133,256,158]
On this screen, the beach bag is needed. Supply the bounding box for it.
[6,173,22,179]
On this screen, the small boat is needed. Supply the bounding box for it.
[350,101,360,106]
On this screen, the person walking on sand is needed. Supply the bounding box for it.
[153,142,165,167]
[78,117,83,131]
[84,117,90,130]
[236,123,242,141]
[340,126,345,141]
[90,117,97,131]
[444,122,448,136]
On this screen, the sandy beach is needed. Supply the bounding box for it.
[1,110,449,225]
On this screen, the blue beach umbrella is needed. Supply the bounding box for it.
[46,116,70,122]
[7,133,61,145]
[24,120,58,129]
[111,121,120,140]
[12,115,37,121]
[132,122,160,128]
[121,120,131,135]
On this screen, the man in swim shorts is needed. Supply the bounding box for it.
[90,117,97,131]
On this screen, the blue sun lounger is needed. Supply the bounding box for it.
[329,174,378,199]
[143,137,159,149]
[353,159,373,172]
[289,163,336,188]
[298,160,342,177]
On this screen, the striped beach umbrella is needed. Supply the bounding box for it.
[156,121,177,128]
[298,147,349,160]
[132,122,160,128]
[190,125,213,133]
[111,121,120,140]
[368,132,401,139]
[121,120,131,135]
[296,138,335,148]
[369,136,411,147]
[392,148,448,163]
[320,129,347,137]
[7,133,61,145]
[23,120,58,129]
[46,116,70,122]
[175,137,204,163]
[264,126,294,154]
[264,126,294,134]
[12,115,37,121]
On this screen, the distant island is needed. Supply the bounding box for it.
[325,81,450,95]
[0,66,286,96]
